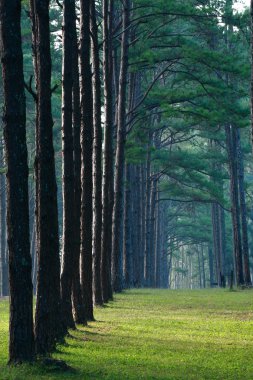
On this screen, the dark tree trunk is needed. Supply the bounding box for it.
[237,129,251,285]
[251,0,253,152]
[111,0,131,293]
[0,140,8,296]
[132,165,142,287]
[90,0,103,306]
[71,2,86,324]
[218,205,226,286]
[80,0,94,321]
[197,248,202,288]
[224,4,244,287]
[30,0,64,354]
[211,202,221,286]
[28,184,36,294]
[123,163,133,288]
[101,0,114,303]
[144,144,151,287]
[60,0,76,330]
[139,164,146,286]
[31,218,37,294]
[0,0,34,362]
[208,246,214,287]
[155,183,161,288]
[149,177,157,288]
[201,245,206,289]
[225,124,244,286]
[167,253,172,289]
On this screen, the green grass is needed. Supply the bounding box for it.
[0,288,253,379]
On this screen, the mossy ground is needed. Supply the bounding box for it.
[0,288,253,379]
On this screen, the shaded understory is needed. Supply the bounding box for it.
[0,289,253,379]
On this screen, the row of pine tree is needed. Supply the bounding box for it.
[0,0,253,364]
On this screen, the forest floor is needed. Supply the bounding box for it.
[0,288,253,380]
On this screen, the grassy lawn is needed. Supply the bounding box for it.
[0,288,253,379]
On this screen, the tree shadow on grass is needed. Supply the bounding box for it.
[66,329,104,344]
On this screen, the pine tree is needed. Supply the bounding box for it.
[0,0,34,362]
[30,0,64,354]
[80,0,95,321]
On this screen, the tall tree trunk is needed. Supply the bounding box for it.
[0,143,2,297]
[149,177,157,288]
[30,0,64,354]
[60,0,76,330]
[225,1,244,287]
[71,2,86,324]
[132,165,142,287]
[31,218,37,294]
[101,0,114,303]
[123,163,133,288]
[237,129,251,285]
[218,205,226,287]
[155,183,161,288]
[28,183,36,294]
[197,248,202,288]
[91,0,103,306]
[144,143,151,287]
[111,0,131,292]
[208,246,214,287]
[0,0,34,362]
[139,164,146,286]
[225,124,244,286]
[0,140,8,296]
[160,205,168,289]
[251,0,253,152]
[211,202,221,286]
[80,0,94,321]
[201,245,206,288]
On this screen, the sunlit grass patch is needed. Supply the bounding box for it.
[0,288,253,379]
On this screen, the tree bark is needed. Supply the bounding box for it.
[90,0,103,306]
[139,164,146,286]
[80,0,94,321]
[149,176,157,288]
[201,245,206,288]
[197,248,202,288]
[218,205,226,287]
[0,140,8,296]
[225,124,244,286]
[0,0,34,362]
[237,128,251,285]
[60,0,76,330]
[123,163,133,288]
[132,165,142,287]
[251,0,253,152]
[155,183,161,288]
[211,202,221,285]
[111,0,131,292]
[30,0,64,354]
[72,2,86,324]
[144,143,151,287]
[101,0,114,303]
[208,246,214,287]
